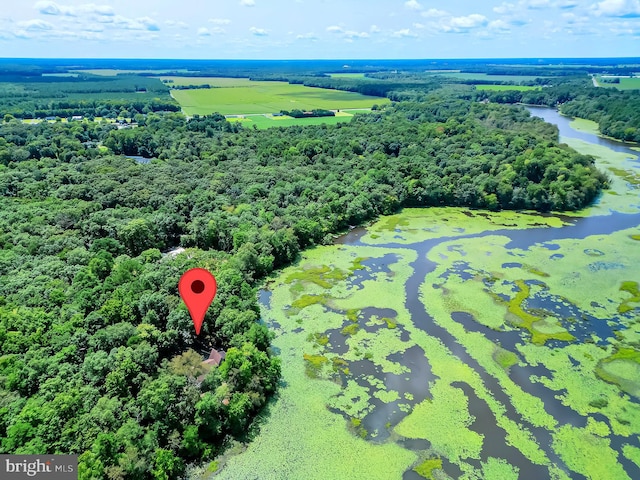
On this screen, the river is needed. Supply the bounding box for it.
[219,109,640,480]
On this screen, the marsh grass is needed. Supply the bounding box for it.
[303,353,329,378]
[413,458,442,479]
[341,323,360,336]
[493,347,519,369]
[618,281,640,314]
[507,280,575,344]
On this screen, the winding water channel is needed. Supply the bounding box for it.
[233,109,640,479]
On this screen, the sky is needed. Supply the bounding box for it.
[1,0,639,59]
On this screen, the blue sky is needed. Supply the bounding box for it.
[1,0,639,59]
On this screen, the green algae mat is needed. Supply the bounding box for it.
[213,125,640,479]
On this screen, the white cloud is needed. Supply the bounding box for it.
[523,0,551,8]
[326,25,343,33]
[493,2,517,14]
[36,2,115,17]
[35,1,75,16]
[80,4,114,16]
[112,15,161,31]
[240,0,256,6]
[18,19,55,31]
[296,32,317,40]
[593,0,640,17]
[80,23,104,32]
[413,22,425,29]
[556,0,579,7]
[439,14,488,32]
[344,30,369,39]
[422,8,449,18]
[139,17,160,31]
[605,18,640,34]
[405,0,422,10]
[489,19,512,32]
[392,28,417,37]
[250,26,268,36]
[165,20,188,29]
[197,27,211,36]
[209,18,231,25]
[370,24,381,33]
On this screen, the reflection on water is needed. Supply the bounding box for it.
[527,106,640,157]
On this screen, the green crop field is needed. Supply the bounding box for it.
[428,72,551,82]
[159,76,253,87]
[597,77,640,90]
[75,69,192,76]
[169,77,389,115]
[226,111,360,129]
[475,85,542,91]
[328,73,368,78]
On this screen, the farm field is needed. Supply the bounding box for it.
[169,77,389,115]
[327,73,368,78]
[226,111,361,129]
[427,72,551,82]
[75,69,192,76]
[475,85,542,91]
[159,76,254,87]
[597,77,640,90]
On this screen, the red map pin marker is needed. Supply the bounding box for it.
[178,268,217,335]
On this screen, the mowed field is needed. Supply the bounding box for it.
[226,111,363,129]
[475,85,542,91]
[165,77,389,115]
[428,72,551,82]
[596,77,640,90]
[75,69,192,76]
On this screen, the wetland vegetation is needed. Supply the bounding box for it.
[218,107,640,479]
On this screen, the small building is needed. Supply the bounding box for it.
[196,348,226,384]
[204,348,226,367]
[71,115,83,121]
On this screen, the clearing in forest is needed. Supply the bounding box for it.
[475,85,542,91]
[164,77,389,115]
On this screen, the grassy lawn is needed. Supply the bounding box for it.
[475,85,542,91]
[226,112,360,129]
[170,77,388,115]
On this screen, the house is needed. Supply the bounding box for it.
[204,348,226,367]
[71,115,83,121]
[196,348,226,384]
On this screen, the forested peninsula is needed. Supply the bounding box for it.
[0,96,608,477]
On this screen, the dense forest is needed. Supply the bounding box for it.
[0,94,610,477]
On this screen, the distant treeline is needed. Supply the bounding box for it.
[3,100,180,120]
[167,84,214,90]
[0,75,178,120]
[459,66,640,77]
